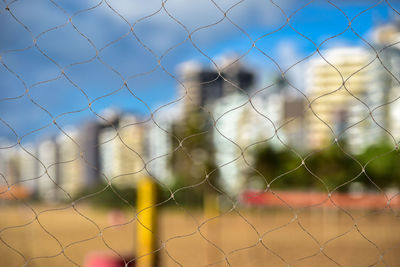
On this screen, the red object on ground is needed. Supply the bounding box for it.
[0,185,31,200]
[241,190,400,209]
[85,252,135,267]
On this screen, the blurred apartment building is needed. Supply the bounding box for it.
[306,47,377,152]
[176,56,305,194]
[0,142,38,197]
[173,57,256,189]
[98,111,146,188]
[0,110,149,201]
[306,22,400,152]
[371,22,400,143]
[56,127,84,200]
[177,58,254,115]
[146,106,178,185]
[35,123,104,201]
[37,138,60,201]
[0,130,90,201]
[212,76,305,193]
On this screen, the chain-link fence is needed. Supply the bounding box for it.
[1,0,400,266]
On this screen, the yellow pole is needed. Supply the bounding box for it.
[203,193,220,264]
[136,177,158,267]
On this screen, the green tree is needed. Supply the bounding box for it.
[357,143,400,189]
[169,111,219,206]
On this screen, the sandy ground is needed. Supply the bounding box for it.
[0,203,399,267]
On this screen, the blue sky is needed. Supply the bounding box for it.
[0,0,399,143]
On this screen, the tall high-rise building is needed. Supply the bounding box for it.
[177,57,254,116]
[115,113,145,187]
[56,127,83,199]
[212,79,305,194]
[306,23,400,152]
[146,106,178,186]
[16,144,39,195]
[0,142,38,199]
[37,139,60,201]
[0,140,17,189]
[306,47,375,151]
[80,120,102,187]
[371,23,400,143]
[98,112,146,188]
[172,57,255,191]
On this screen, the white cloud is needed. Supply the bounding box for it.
[95,0,295,47]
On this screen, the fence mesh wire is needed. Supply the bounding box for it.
[1,0,400,266]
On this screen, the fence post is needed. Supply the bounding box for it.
[136,176,158,267]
